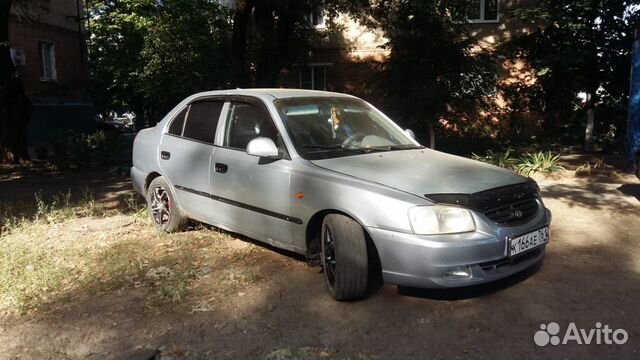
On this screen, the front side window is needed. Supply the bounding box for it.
[38,41,56,81]
[224,102,279,150]
[275,97,421,160]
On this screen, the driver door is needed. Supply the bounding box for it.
[210,99,300,251]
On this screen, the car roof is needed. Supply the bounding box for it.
[189,88,358,100]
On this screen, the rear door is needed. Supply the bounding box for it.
[158,98,225,222]
[209,98,299,251]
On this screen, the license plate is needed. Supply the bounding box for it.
[508,227,549,257]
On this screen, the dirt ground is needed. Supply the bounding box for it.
[0,161,639,360]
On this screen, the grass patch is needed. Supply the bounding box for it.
[0,220,204,313]
[0,229,70,312]
[0,190,156,313]
[1,189,145,237]
[0,187,267,315]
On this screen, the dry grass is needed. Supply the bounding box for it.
[0,190,264,314]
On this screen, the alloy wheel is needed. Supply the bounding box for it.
[323,226,337,286]
[150,186,171,226]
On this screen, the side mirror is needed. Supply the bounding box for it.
[405,129,416,140]
[246,137,280,158]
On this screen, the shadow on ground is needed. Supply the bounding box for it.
[0,163,135,219]
[1,168,639,360]
[540,176,640,213]
[617,184,640,201]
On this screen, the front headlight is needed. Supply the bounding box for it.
[408,205,476,235]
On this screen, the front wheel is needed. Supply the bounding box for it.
[321,214,370,300]
[146,176,187,232]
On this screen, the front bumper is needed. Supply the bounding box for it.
[367,208,551,288]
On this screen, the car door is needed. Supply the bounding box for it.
[210,98,299,251]
[158,98,225,222]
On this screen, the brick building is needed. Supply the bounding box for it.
[9,0,93,147]
[286,0,540,136]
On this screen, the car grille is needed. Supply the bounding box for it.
[483,197,538,226]
[425,181,540,227]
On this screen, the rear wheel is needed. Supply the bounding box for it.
[147,176,187,232]
[321,214,369,300]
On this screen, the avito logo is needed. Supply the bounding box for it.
[534,322,628,346]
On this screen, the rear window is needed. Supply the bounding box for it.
[182,101,224,144]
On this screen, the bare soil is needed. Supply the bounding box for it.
[1,162,639,360]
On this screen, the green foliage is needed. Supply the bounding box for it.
[88,0,233,119]
[515,152,565,176]
[472,149,518,169]
[472,149,565,176]
[52,130,122,168]
[345,1,497,140]
[503,0,640,136]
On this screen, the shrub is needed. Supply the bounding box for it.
[515,151,564,176]
[52,130,122,168]
[471,149,518,169]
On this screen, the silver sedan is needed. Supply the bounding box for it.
[131,89,551,300]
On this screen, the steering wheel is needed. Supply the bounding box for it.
[341,132,366,148]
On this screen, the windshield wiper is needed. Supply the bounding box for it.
[372,144,425,151]
[303,144,368,153]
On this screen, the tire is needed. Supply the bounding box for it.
[321,214,370,300]
[146,176,187,232]
[635,153,640,180]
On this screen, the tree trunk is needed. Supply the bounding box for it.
[1,0,13,161]
[584,92,595,152]
[254,2,295,88]
[231,0,256,88]
[428,122,436,149]
[1,0,32,163]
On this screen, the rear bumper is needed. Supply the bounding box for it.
[366,208,550,288]
[130,166,145,196]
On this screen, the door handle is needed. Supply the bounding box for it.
[160,151,171,160]
[215,163,228,173]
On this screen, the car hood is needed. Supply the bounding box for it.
[311,149,526,197]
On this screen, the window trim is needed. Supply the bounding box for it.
[164,97,226,146]
[220,96,291,159]
[164,95,291,159]
[308,3,326,29]
[38,41,57,81]
[298,64,329,91]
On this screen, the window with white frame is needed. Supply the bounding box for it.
[308,4,326,28]
[299,65,327,90]
[462,0,499,23]
[38,41,56,81]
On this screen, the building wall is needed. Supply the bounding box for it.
[290,0,543,137]
[9,0,93,148]
[9,16,87,98]
[466,0,539,50]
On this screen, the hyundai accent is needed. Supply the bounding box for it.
[131,89,551,300]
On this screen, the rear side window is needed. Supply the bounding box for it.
[224,102,278,150]
[182,100,224,144]
[167,108,187,136]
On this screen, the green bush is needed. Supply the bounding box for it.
[471,149,518,169]
[52,130,122,168]
[515,151,564,176]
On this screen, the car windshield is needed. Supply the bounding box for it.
[275,97,422,159]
